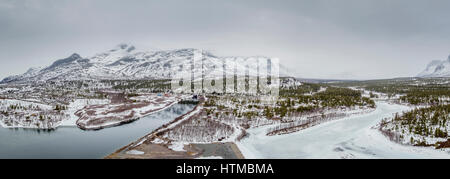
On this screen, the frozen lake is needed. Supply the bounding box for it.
[238,101,450,159]
[0,104,194,159]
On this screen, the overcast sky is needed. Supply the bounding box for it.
[1,0,450,80]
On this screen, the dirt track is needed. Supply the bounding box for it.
[105,142,244,159]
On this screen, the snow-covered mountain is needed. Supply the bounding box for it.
[1,44,291,84]
[417,55,450,77]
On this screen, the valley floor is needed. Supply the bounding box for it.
[237,101,450,159]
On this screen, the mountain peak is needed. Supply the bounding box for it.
[1,44,291,84]
[70,53,81,59]
[117,43,128,49]
[417,55,450,77]
[42,53,83,71]
[112,43,136,52]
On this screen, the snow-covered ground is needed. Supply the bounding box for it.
[237,101,450,159]
[196,156,223,159]
[0,98,111,129]
[0,99,59,129]
[168,141,188,151]
[0,99,52,110]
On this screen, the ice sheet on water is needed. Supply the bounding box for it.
[237,101,450,159]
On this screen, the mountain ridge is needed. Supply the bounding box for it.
[417,54,450,77]
[1,44,292,84]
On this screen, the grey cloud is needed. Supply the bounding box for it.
[0,0,450,80]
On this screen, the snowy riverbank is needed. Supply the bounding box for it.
[237,101,450,159]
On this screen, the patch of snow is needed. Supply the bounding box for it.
[60,99,110,126]
[238,101,450,159]
[168,142,187,152]
[151,138,165,144]
[196,156,223,159]
[126,150,145,155]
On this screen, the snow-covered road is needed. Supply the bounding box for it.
[237,101,450,159]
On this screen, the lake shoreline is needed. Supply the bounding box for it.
[0,103,195,159]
